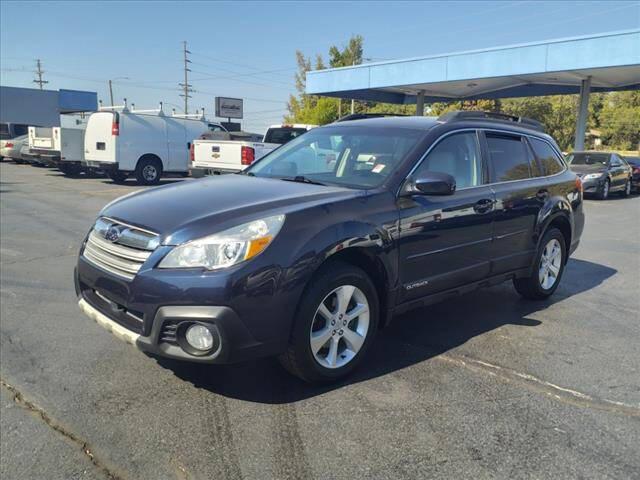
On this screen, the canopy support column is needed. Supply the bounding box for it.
[574,76,591,151]
[416,91,425,116]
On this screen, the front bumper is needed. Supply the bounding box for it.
[580,176,605,194]
[74,254,288,364]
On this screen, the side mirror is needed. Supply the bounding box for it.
[402,172,456,196]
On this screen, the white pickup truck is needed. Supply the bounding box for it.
[191,131,279,175]
[191,124,316,175]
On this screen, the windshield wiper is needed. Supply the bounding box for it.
[280,175,326,186]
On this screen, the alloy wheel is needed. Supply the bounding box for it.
[538,239,562,290]
[603,180,609,198]
[309,285,370,369]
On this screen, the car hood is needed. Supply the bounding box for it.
[101,174,362,245]
[569,164,607,175]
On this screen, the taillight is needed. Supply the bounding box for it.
[575,176,583,193]
[189,143,195,162]
[241,146,255,165]
[5,142,14,148]
[111,114,120,136]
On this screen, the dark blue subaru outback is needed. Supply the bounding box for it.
[75,111,584,383]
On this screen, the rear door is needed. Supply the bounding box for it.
[483,131,547,274]
[165,118,186,171]
[84,112,117,163]
[397,130,494,302]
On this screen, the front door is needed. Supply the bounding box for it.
[398,131,494,303]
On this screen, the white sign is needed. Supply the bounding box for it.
[215,97,243,119]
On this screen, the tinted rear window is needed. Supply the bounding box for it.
[530,137,565,175]
[13,124,29,136]
[0,123,9,140]
[566,153,609,166]
[486,134,532,182]
[264,127,308,144]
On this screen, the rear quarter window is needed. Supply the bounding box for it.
[529,137,565,175]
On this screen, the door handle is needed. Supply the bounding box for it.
[474,198,494,214]
[536,189,549,201]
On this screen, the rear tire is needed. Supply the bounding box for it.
[135,156,163,185]
[59,163,82,177]
[279,262,379,383]
[107,170,128,184]
[514,228,566,300]
[597,178,610,200]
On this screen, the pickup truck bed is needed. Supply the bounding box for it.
[192,132,278,174]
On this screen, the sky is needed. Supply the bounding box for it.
[1,0,639,133]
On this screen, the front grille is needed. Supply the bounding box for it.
[82,218,158,280]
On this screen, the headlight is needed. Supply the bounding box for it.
[583,173,604,181]
[158,214,285,270]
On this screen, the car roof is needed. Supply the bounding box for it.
[325,116,441,129]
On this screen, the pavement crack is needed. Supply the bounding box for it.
[0,378,126,480]
[437,354,640,418]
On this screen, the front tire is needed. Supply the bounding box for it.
[514,228,566,300]
[279,262,379,383]
[621,178,631,197]
[597,178,610,200]
[135,156,163,185]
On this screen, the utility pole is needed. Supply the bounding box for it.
[109,80,114,106]
[178,41,193,114]
[33,59,48,90]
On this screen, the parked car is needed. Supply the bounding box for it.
[75,111,584,383]
[263,124,316,144]
[83,103,226,185]
[191,131,279,175]
[566,151,632,199]
[0,134,28,163]
[624,155,640,192]
[0,122,30,143]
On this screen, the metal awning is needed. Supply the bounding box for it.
[306,30,640,104]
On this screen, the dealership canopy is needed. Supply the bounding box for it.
[306,29,640,149]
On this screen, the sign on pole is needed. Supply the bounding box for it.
[215,97,243,119]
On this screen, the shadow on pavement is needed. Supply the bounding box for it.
[155,258,616,404]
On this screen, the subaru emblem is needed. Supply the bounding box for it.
[105,225,122,242]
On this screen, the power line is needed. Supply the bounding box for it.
[33,59,48,90]
[178,41,194,114]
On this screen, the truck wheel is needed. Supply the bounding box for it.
[107,170,128,184]
[59,163,82,177]
[135,156,163,185]
[279,262,379,383]
[514,228,566,300]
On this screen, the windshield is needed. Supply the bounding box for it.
[566,153,609,165]
[247,126,423,189]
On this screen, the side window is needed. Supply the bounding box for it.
[486,133,532,182]
[414,132,482,189]
[610,155,622,167]
[208,124,224,132]
[529,137,565,175]
[13,124,29,136]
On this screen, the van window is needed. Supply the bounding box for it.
[529,137,564,175]
[486,134,532,182]
[414,132,482,188]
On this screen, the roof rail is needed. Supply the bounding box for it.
[438,110,545,132]
[335,112,408,123]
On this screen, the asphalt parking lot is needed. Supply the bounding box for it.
[1,161,639,480]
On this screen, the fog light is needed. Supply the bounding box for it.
[185,324,214,351]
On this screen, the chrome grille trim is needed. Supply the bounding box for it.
[82,218,158,280]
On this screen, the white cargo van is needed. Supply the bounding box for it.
[83,103,226,185]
